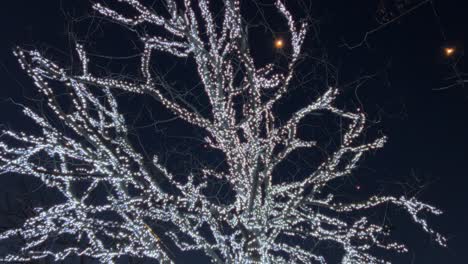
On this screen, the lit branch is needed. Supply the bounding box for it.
[0,0,444,263]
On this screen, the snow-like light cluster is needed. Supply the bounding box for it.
[0,1,445,263]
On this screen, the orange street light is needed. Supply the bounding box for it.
[444,47,455,57]
[274,39,284,49]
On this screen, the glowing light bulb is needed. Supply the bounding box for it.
[444,47,455,56]
[274,39,284,49]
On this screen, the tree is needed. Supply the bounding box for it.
[0,0,445,263]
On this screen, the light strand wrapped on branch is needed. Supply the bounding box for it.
[0,0,445,263]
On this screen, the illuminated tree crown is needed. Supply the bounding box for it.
[0,0,445,263]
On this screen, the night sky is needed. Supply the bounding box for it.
[0,0,467,263]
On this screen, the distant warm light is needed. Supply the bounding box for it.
[444,47,455,57]
[275,39,284,49]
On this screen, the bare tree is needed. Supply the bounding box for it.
[0,0,445,263]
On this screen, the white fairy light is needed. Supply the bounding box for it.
[0,1,444,263]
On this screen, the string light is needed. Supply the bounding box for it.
[0,0,445,263]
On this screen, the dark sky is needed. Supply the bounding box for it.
[0,0,467,263]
